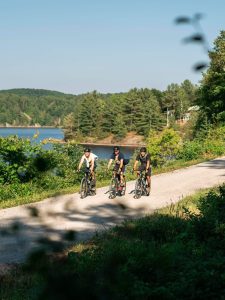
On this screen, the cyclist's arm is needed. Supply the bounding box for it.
[78,156,84,171]
[107,159,113,170]
[90,158,95,172]
[146,154,151,171]
[133,160,138,171]
[119,159,124,171]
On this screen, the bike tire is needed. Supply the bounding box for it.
[80,178,88,199]
[109,178,117,199]
[134,178,142,199]
[90,178,96,196]
[121,177,126,196]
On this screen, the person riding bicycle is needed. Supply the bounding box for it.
[78,148,98,188]
[133,147,151,195]
[107,146,125,186]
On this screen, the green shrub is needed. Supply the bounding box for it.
[178,140,204,161]
[0,137,83,202]
[147,128,182,166]
[203,126,225,156]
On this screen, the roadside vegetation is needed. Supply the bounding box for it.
[1,184,225,299]
[1,123,225,209]
[0,31,225,210]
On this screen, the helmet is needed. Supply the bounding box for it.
[140,147,147,153]
[84,147,91,153]
[114,146,120,151]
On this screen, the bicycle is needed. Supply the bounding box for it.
[133,170,151,199]
[108,169,126,199]
[80,169,96,199]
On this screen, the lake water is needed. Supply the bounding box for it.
[0,128,136,159]
[0,127,64,144]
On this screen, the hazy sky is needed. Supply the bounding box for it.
[0,0,224,94]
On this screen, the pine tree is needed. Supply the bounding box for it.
[198,31,225,121]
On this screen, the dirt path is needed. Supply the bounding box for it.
[0,157,225,264]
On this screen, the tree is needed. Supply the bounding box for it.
[63,113,75,140]
[78,91,104,137]
[146,128,182,166]
[198,31,225,122]
[112,114,127,139]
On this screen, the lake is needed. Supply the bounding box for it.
[0,128,136,159]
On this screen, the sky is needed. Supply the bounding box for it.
[0,0,224,94]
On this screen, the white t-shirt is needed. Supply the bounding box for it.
[80,153,98,168]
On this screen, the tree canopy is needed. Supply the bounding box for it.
[198,31,225,122]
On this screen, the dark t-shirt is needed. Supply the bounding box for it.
[110,152,124,164]
[136,153,151,165]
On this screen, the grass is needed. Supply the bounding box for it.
[1,184,225,299]
[158,187,212,216]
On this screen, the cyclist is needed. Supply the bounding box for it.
[78,148,98,188]
[133,147,151,195]
[107,146,125,186]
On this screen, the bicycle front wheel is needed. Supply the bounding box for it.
[121,177,126,196]
[109,178,117,199]
[134,179,142,199]
[80,178,88,199]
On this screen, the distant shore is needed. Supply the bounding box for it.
[79,142,141,148]
[0,126,61,129]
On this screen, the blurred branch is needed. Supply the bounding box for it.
[175,13,210,72]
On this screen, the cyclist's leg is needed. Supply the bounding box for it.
[120,165,125,186]
[91,163,96,187]
[146,167,151,194]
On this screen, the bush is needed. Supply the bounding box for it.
[178,140,204,161]
[0,137,84,202]
[147,128,182,166]
[203,126,225,156]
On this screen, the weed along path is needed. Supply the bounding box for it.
[0,156,225,265]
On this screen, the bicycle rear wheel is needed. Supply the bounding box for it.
[80,178,88,199]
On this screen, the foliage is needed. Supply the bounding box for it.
[0,136,83,202]
[0,89,82,127]
[146,128,182,166]
[3,185,225,299]
[0,82,197,141]
[197,30,225,122]
[178,140,204,161]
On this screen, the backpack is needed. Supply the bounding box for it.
[123,158,130,165]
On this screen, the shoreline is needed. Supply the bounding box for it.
[0,126,61,129]
[79,142,143,148]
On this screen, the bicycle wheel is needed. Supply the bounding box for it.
[121,176,126,196]
[147,181,151,196]
[80,178,88,199]
[143,175,151,196]
[109,178,117,199]
[90,178,96,195]
[134,178,142,199]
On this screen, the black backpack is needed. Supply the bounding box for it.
[123,158,130,165]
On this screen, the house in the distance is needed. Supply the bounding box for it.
[176,105,199,125]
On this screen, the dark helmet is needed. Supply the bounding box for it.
[114,146,120,151]
[84,147,91,153]
[140,147,147,153]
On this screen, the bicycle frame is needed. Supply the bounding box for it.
[80,170,96,199]
[108,170,126,199]
[134,170,148,199]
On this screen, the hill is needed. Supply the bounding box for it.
[0,88,81,127]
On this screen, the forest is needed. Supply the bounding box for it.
[0,80,197,140]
